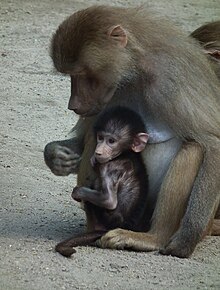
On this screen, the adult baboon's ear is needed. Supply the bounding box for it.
[203,41,220,60]
[107,25,128,48]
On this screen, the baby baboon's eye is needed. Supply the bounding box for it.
[108,137,116,144]
[97,134,104,142]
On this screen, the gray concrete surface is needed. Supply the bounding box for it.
[0,0,220,289]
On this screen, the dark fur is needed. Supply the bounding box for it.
[55,107,150,257]
[84,151,149,230]
[94,106,146,135]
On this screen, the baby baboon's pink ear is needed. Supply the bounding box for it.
[132,133,149,152]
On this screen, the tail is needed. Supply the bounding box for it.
[55,230,106,257]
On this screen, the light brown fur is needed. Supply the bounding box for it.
[191,21,220,79]
[45,6,220,258]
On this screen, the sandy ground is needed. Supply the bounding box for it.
[0,0,220,289]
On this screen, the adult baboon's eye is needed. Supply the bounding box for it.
[87,75,99,91]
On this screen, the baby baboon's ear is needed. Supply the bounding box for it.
[131,133,149,152]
